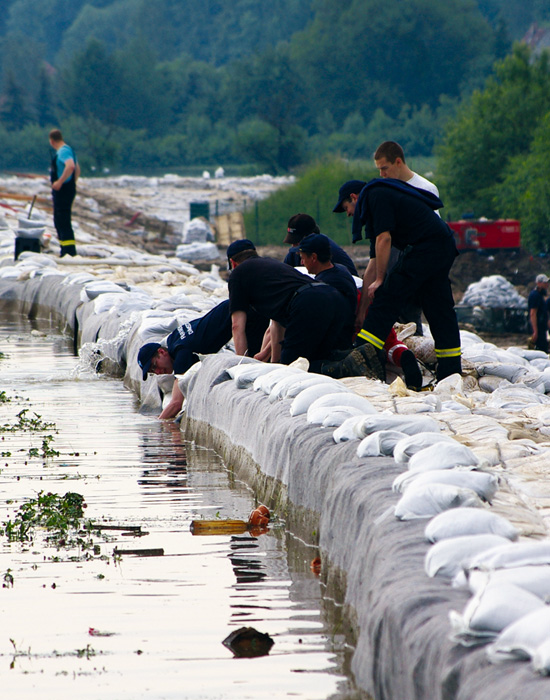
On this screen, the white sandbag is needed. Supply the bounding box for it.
[426,534,511,578]
[289,382,350,417]
[332,415,370,443]
[307,392,377,416]
[356,430,408,458]
[425,508,518,544]
[228,362,286,389]
[253,367,302,394]
[394,483,483,520]
[80,280,128,301]
[487,606,550,663]
[354,414,441,438]
[320,406,367,427]
[306,402,360,425]
[175,241,219,261]
[533,638,550,675]
[269,370,310,401]
[450,582,543,644]
[407,441,481,473]
[393,432,457,464]
[468,541,550,573]
[285,375,341,399]
[394,469,498,502]
[468,566,550,600]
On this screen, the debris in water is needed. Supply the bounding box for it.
[222,626,274,658]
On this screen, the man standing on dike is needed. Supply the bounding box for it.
[528,274,550,352]
[332,178,461,382]
[49,129,80,257]
[227,239,378,374]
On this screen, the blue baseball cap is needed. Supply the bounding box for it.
[333,180,367,212]
[299,233,331,258]
[137,342,161,380]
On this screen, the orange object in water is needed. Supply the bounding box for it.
[248,509,269,527]
[310,557,321,575]
[256,504,270,518]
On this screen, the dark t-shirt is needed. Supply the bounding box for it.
[316,264,357,317]
[366,186,453,257]
[284,240,358,276]
[228,257,312,326]
[166,298,268,372]
[528,288,549,332]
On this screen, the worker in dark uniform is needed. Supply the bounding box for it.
[332,178,461,382]
[298,233,357,342]
[227,239,354,371]
[283,213,358,276]
[49,129,79,257]
[528,274,550,352]
[299,233,423,388]
[138,298,268,418]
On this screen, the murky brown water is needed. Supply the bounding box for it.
[0,315,364,699]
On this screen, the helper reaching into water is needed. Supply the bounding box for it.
[138,298,268,419]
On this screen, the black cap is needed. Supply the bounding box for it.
[299,233,331,258]
[333,180,367,212]
[227,239,256,261]
[283,214,319,245]
[137,342,161,381]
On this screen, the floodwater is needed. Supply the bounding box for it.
[0,315,365,700]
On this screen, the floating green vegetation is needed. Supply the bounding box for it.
[28,435,60,460]
[0,409,57,434]
[0,390,10,404]
[1,491,90,547]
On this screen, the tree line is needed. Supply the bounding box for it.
[0,0,515,174]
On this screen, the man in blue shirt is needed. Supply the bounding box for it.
[49,129,80,257]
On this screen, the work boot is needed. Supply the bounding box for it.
[400,349,423,390]
[318,359,347,379]
[436,356,462,381]
[342,343,386,382]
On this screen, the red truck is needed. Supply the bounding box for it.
[448,219,520,253]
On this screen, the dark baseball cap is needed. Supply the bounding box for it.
[333,180,367,212]
[227,239,256,261]
[299,233,331,258]
[283,213,319,245]
[137,342,161,380]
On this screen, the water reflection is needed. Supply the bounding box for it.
[0,314,366,699]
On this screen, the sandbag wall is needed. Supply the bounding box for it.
[2,269,550,699]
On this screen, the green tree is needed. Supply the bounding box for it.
[0,71,34,128]
[496,112,550,252]
[57,38,122,125]
[437,44,550,219]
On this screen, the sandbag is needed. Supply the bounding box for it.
[468,541,550,573]
[467,566,550,600]
[316,406,368,427]
[407,441,481,473]
[354,414,441,438]
[425,508,518,544]
[332,416,370,443]
[394,483,483,521]
[307,392,377,417]
[393,432,457,464]
[356,430,408,458]
[450,582,543,645]
[394,468,498,502]
[289,382,350,417]
[487,606,550,663]
[425,534,509,579]
[253,367,302,394]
